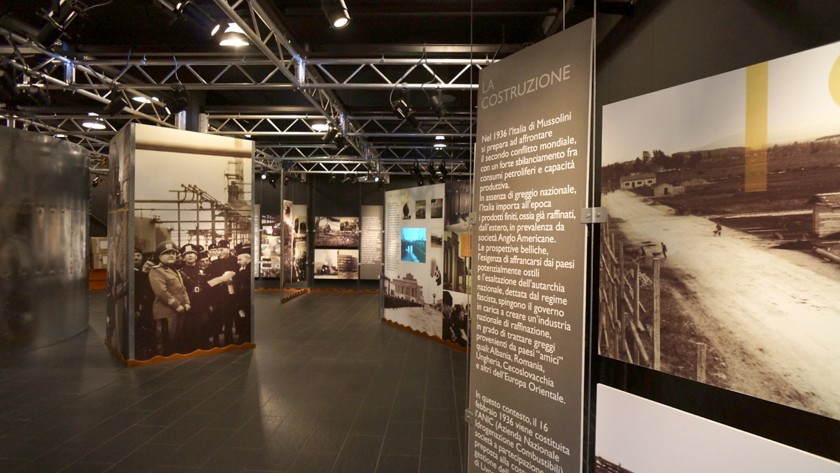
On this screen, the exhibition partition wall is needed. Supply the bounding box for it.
[106,123,255,363]
[383,184,457,340]
[0,127,89,350]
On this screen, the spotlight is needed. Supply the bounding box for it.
[91,175,101,187]
[269,176,277,188]
[103,89,127,116]
[332,134,347,150]
[430,89,448,117]
[219,23,249,47]
[391,98,420,130]
[0,64,18,104]
[22,85,50,107]
[412,162,425,186]
[312,122,330,132]
[166,84,190,115]
[322,127,338,143]
[321,0,350,28]
[261,172,267,180]
[438,162,449,177]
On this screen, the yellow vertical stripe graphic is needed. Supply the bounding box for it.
[745,63,768,192]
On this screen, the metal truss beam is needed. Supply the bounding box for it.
[0,28,178,127]
[211,0,373,159]
[40,57,487,91]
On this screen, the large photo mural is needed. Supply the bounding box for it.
[599,41,840,420]
[130,125,253,360]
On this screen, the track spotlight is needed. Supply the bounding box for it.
[91,175,101,187]
[103,89,127,116]
[430,89,448,118]
[269,176,277,188]
[219,23,249,47]
[438,161,448,177]
[0,64,18,104]
[321,0,350,28]
[261,172,267,180]
[391,97,420,130]
[21,85,50,107]
[322,127,338,143]
[332,134,347,150]
[166,84,190,115]
[412,162,425,186]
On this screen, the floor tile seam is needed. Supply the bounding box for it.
[336,340,407,473]
[413,345,433,473]
[373,344,412,471]
[450,352,467,473]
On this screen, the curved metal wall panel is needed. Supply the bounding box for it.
[0,127,89,351]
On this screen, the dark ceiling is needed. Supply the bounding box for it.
[0,0,632,176]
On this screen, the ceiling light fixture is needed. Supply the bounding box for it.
[82,118,106,130]
[219,23,249,47]
[321,0,350,28]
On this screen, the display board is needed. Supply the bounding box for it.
[443,180,473,347]
[595,385,840,473]
[109,123,254,362]
[467,19,593,473]
[360,205,384,280]
[383,184,446,337]
[599,39,840,422]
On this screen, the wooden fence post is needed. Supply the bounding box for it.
[653,257,661,370]
[696,342,707,383]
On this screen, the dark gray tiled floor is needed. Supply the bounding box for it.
[0,291,468,473]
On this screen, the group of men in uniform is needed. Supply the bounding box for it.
[134,239,252,359]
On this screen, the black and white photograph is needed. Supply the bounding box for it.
[430,198,443,218]
[599,41,840,420]
[105,128,133,356]
[441,289,470,348]
[415,199,427,219]
[595,385,840,473]
[313,248,359,279]
[281,200,295,283]
[132,132,253,359]
[443,230,472,294]
[383,272,441,337]
[445,179,471,231]
[314,215,360,248]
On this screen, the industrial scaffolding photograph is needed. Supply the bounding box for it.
[133,146,253,359]
[598,40,840,420]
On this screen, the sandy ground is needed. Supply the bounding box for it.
[603,190,840,419]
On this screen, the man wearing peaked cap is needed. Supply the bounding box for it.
[148,241,190,355]
[179,242,234,351]
[207,239,239,346]
[232,243,252,343]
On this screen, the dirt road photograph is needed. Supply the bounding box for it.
[598,41,840,420]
